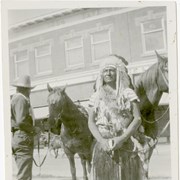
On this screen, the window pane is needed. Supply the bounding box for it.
[92,30,109,43]
[17,61,29,77]
[16,50,28,61]
[93,42,111,60]
[36,44,50,57]
[144,31,164,51]
[67,48,83,66]
[143,19,162,32]
[66,37,82,49]
[37,56,52,73]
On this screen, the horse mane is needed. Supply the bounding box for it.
[140,63,158,89]
[135,63,162,106]
[48,87,85,117]
[63,92,86,117]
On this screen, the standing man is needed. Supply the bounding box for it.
[11,75,40,180]
[88,55,145,180]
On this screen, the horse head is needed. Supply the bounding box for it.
[155,50,169,93]
[135,50,169,107]
[47,83,66,135]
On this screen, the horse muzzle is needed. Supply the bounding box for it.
[47,117,61,135]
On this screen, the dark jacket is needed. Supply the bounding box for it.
[11,93,34,134]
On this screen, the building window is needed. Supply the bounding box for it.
[35,43,52,75]
[14,49,29,79]
[141,18,167,55]
[90,29,112,63]
[64,36,84,70]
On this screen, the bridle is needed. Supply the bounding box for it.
[158,64,168,90]
[33,130,51,171]
[50,94,79,134]
[142,106,169,124]
[33,96,65,171]
[50,93,66,129]
[54,108,63,126]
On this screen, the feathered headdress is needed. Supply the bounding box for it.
[94,55,132,110]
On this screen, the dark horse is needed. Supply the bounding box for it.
[135,51,169,178]
[135,51,168,139]
[47,84,94,180]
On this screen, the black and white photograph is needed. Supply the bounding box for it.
[1,1,179,180]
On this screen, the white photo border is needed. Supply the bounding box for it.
[1,1,178,180]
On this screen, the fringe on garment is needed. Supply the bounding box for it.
[89,142,145,180]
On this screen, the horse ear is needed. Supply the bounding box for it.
[61,85,67,93]
[155,50,164,63]
[47,83,53,92]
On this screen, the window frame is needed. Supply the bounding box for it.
[90,29,112,64]
[141,18,167,56]
[14,49,29,79]
[64,35,85,70]
[34,42,52,76]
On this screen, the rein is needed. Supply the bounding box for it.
[142,106,169,124]
[33,130,51,169]
[53,96,65,129]
[142,65,169,125]
[121,118,170,154]
[106,118,170,157]
[120,105,170,154]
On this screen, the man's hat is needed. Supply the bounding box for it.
[12,75,35,89]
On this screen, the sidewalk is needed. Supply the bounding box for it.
[149,143,171,180]
[13,143,171,180]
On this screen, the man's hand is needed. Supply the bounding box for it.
[100,138,111,152]
[111,136,125,151]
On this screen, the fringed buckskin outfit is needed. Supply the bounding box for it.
[89,55,145,180]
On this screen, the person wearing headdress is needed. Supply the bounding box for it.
[88,55,146,180]
[11,75,41,180]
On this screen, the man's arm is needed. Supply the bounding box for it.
[111,102,141,150]
[14,96,34,134]
[88,108,110,152]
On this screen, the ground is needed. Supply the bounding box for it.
[12,141,171,180]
